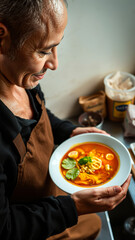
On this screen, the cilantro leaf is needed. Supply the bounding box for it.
[78,156,92,165]
[62,158,76,169]
[66,168,80,180]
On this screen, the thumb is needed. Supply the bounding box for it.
[99,185,122,198]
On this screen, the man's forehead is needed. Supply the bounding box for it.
[42,0,66,28]
[38,0,67,45]
[23,0,67,50]
[27,24,64,50]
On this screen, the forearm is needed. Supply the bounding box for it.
[9,196,77,240]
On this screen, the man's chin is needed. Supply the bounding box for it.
[24,81,39,89]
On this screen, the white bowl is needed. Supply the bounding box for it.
[49,133,132,194]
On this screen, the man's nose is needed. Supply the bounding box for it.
[44,47,58,70]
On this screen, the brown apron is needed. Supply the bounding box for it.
[11,93,101,239]
[11,93,58,202]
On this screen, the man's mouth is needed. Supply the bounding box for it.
[32,69,47,79]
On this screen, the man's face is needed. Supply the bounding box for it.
[0,0,67,89]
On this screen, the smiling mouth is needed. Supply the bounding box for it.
[33,73,45,80]
[32,68,47,77]
[32,69,47,79]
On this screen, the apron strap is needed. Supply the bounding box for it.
[13,133,26,162]
[36,93,42,105]
[13,92,41,162]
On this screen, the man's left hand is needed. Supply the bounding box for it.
[70,127,110,138]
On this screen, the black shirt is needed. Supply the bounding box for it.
[0,84,78,240]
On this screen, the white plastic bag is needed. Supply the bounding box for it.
[123,104,135,137]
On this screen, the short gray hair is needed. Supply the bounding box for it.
[0,0,67,58]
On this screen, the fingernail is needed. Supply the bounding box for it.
[114,186,121,193]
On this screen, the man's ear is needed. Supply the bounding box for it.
[0,23,10,54]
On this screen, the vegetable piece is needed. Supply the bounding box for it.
[68,151,78,159]
[75,148,85,155]
[62,158,76,169]
[66,168,80,180]
[105,164,112,171]
[106,153,114,160]
[78,156,92,165]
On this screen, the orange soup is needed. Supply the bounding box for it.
[60,142,120,187]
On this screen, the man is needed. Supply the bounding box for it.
[0,0,131,239]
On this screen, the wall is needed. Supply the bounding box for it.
[40,0,135,119]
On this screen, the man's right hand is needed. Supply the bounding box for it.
[71,174,131,215]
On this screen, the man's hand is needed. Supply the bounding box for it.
[71,174,131,215]
[70,127,110,138]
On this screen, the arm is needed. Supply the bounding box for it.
[0,164,78,240]
[47,110,109,144]
[36,85,109,143]
[47,109,77,144]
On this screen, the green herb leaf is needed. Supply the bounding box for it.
[66,168,80,180]
[78,156,92,165]
[62,158,76,169]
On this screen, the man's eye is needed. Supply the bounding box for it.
[40,51,51,55]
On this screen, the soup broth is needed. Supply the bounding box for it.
[60,142,120,187]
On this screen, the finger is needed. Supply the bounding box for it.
[96,174,132,199]
[98,175,132,210]
[94,187,125,211]
[94,185,122,199]
[121,174,132,189]
[88,127,110,135]
[107,188,129,211]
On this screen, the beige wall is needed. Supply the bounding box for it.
[40,0,135,119]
